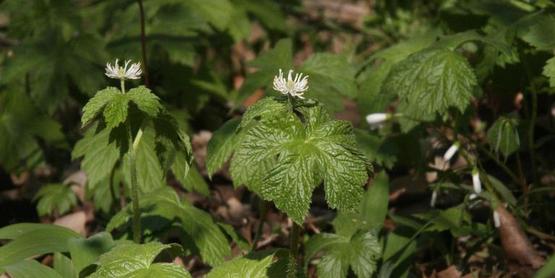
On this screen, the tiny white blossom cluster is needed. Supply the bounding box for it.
[273,69,309,99]
[105,59,142,81]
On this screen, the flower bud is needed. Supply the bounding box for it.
[442,142,460,161]
[472,168,482,194]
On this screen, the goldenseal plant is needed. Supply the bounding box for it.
[74,59,193,243]
[207,69,372,277]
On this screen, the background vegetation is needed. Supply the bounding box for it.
[1,0,555,277]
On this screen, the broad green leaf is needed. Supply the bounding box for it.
[0,224,81,267]
[127,86,162,117]
[103,93,129,129]
[53,253,77,278]
[383,47,478,131]
[543,56,555,88]
[89,242,190,278]
[0,223,79,240]
[301,53,357,109]
[206,118,241,178]
[106,188,230,266]
[361,172,390,229]
[486,117,520,158]
[122,127,165,193]
[3,260,63,278]
[34,183,77,217]
[67,232,115,272]
[207,253,275,278]
[231,103,369,224]
[178,163,210,196]
[72,128,121,190]
[81,87,118,127]
[306,231,381,278]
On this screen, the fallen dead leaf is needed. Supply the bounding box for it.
[54,210,87,236]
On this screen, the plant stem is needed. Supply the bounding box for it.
[287,223,301,278]
[129,141,141,243]
[251,197,268,251]
[528,90,538,186]
[137,0,149,87]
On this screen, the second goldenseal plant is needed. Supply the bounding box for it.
[207,68,373,276]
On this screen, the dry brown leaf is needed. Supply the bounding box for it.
[437,265,462,278]
[496,206,545,268]
[54,210,88,236]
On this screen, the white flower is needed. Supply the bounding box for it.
[272,69,309,99]
[366,113,392,125]
[105,59,142,80]
[443,142,460,161]
[493,210,501,228]
[472,168,482,194]
[430,190,438,207]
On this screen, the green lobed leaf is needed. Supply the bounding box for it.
[127,86,162,117]
[185,0,233,31]
[34,183,78,217]
[89,242,190,278]
[231,102,369,224]
[81,87,118,127]
[103,93,130,129]
[306,231,381,278]
[177,163,210,196]
[207,253,275,278]
[122,127,165,193]
[72,127,121,190]
[383,47,478,131]
[486,116,520,158]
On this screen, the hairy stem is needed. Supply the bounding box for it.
[137,0,149,87]
[287,223,301,278]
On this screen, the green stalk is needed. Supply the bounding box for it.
[129,127,144,243]
[121,79,143,243]
[287,223,301,278]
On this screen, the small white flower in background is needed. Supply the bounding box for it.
[273,69,309,99]
[366,113,392,129]
[493,210,501,228]
[430,190,438,207]
[105,59,142,80]
[472,168,482,194]
[443,142,460,162]
[469,193,478,200]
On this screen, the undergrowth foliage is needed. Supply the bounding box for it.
[2,0,555,277]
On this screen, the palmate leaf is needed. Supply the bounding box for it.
[89,242,191,278]
[383,47,478,131]
[34,183,78,217]
[82,86,162,128]
[227,100,370,224]
[305,231,381,278]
